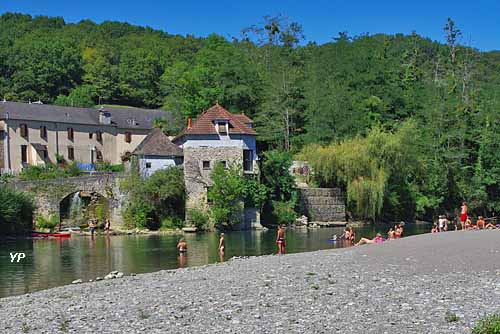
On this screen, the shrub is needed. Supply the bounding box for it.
[208,163,245,228]
[123,200,156,229]
[272,200,297,226]
[0,187,35,234]
[19,163,82,181]
[160,217,184,230]
[121,167,185,230]
[472,314,500,334]
[187,208,209,231]
[36,214,60,232]
[95,161,124,173]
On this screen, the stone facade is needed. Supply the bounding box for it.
[299,187,346,222]
[10,174,125,228]
[184,146,244,220]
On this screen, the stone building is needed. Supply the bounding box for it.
[132,128,183,178]
[0,101,164,173]
[173,104,260,228]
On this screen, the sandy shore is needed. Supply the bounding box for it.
[1,230,499,333]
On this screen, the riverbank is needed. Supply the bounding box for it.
[1,230,499,333]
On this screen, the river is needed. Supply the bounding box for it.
[0,223,431,298]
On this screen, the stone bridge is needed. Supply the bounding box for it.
[10,173,125,227]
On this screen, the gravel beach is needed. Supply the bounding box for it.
[1,230,499,333]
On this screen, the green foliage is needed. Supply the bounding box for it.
[160,217,185,230]
[261,150,296,202]
[300,122,423,221]
[0,186,35,234]
[271,200,297,226]
[208,163,245,229]
[187,207,209,231]
[95,161,124,173]
[0,13,498,219]
[472,314,500,334]
[123,200,155,229]
[121,167,185,230]
[19,162,82,181]
[54,85,96,107]
[36,214,59,232]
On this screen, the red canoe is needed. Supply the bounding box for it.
[32,232,71,238]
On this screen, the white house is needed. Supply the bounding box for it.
[132,128,183,177]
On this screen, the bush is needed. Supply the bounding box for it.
[36,214,59,232]
[95,161,124,173]
[123,200,156,229]
[121,167,186,230]
[19,162,82,181]
[187,208,209,230]
[160,217,185,230]
[472,314,500,334]
[272,200,297,226]
[0,187,35,234]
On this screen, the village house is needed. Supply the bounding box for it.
[0,101,164,173]
[132,128,183,177]
[173,104,260,229]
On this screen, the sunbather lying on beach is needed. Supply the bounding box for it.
[355,233,384,246]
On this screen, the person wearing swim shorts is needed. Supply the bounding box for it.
[177,239,187,253]
[460,202,468,230]
[276,225,286,254]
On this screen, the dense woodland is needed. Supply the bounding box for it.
[0,13,498,223]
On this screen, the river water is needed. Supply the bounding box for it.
[0,223,431,298]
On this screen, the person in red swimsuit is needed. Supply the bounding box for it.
[460,202,468,231]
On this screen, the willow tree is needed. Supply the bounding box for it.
[299,121,422,221]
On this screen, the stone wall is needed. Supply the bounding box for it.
[10,173,125,228]
[184,147,243,221]
[299,187,346,222]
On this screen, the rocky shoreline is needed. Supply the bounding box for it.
[1,230,499,333]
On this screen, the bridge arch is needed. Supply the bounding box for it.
[10,174,124,229]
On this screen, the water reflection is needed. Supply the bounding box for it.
[0,223,430,298]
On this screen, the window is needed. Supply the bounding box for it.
[96,131,102,143]
[96,149,103,161]
[21,145,28,164]
[89,133,93,139]
[243,150,253,172]
[0,130,5,140]
[145,162,152,169]
[20,124,28,138]
[217,122,227,134]
[220,161,227,169]
[68,147,74,161]
[40,126,47,140]
[125,132,132,143]
[67,127,74,141]
[202,161,210,170]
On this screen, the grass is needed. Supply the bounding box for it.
[472,314,500,334]
[445,311,460,323]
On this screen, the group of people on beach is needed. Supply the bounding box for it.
[431,202,498,233]
[354,223,404,246]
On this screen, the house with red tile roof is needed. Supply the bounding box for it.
[173,104,260,230]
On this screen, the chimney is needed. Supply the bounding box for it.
[187,117,192,129]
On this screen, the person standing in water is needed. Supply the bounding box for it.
[219,233,225,253]
[88,220,96,237]
[276,225,286,254]
[177,239,187,253]
[104,218,111,235]
[460,202,468,230]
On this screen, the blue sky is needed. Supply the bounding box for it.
[1,0,499,51]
